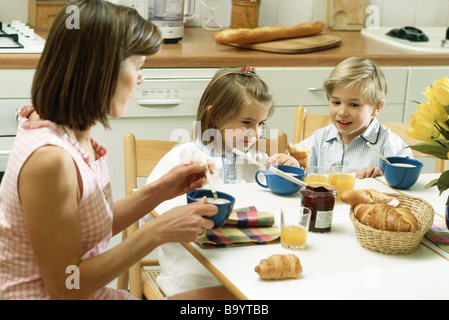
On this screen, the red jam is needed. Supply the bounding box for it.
[300,184,337,233]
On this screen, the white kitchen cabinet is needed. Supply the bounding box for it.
[404,66,449,120]
[0,69,35,98]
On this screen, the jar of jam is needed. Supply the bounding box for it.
[300,183,337,233]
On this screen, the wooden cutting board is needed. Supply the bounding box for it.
[325,0,369,31]
[224,34,341,54]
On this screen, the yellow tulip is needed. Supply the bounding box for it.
[424,99,448,122]
[405,128,434,143]
[407,113,440,142]
[431,76,449,106]
[422,86,435,101]
[412,101,436,123]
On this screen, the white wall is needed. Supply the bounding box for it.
[1,0,448,28]
[0,0,28,22]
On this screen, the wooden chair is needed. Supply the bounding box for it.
[117,134,179,299]
[256,131,288,155]
[117,132,288,299]
[293,106,447,173]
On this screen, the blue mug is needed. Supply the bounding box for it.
[382,156,423,189]
[255,165,305,195]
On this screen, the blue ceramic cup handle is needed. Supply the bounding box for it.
[255,170,269,188]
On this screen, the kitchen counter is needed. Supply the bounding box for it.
[0,27,448,69]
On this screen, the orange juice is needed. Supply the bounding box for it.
[304,173,329,184]
[330,173,355,201]
[281,225,308,248]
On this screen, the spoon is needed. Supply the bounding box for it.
[232,148,329,193]
[366,142,392,165]
[203,159,218,200]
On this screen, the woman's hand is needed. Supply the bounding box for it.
[356,165,383,179]
[149,197,217,244]
[154,161,215,200]
[266,153,300,167]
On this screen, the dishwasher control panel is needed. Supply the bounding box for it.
[122,69,217,118]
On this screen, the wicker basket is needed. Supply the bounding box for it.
[349,193,434,255]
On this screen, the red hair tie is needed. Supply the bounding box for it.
[240,67,256,75]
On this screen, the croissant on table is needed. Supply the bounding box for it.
[255,254,302,280]
[354,203,419,232]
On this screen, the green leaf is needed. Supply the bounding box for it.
[409,143,448,159]
[433,139,449,148]
[435,171,449,195]
[424,179,439,189]
[434,122,449,139]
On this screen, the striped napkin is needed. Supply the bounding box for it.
[425,220,449,254]
[195,206,280,249]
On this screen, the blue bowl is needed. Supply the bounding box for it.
[382,157,423,189]
[186,189,235,229]
[255,165,305,195]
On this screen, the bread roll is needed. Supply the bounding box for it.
[213,21,326,44]
[341,189,395,206]
[353,203,418,232]
[255,254,302,280]
[288,143,310,168]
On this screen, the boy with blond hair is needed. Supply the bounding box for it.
[294,57,412,178]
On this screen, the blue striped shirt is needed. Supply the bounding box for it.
[296,118,413,172]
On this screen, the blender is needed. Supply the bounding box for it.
[148,0,195,43]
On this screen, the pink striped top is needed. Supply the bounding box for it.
[0,105,135,300]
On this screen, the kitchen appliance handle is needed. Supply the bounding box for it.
[308,87,324,92]
[0,150,11,155]
[137,99,182,107]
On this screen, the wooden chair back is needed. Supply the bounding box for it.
[124,135,179,197]
[256,132,288,156]
[117,134,179,299]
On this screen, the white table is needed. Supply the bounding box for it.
[154,175,449,300]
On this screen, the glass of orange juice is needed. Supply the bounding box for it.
[305,166,329,184]
[329,165,356,202]
[280,206,311,250]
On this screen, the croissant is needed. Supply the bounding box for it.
[341,189,395,206]
[353,203,419,232]
[288,143,310,168]
[255,254,302,280]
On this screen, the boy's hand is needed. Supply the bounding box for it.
[356,165,383,179]
[266,153,300,167]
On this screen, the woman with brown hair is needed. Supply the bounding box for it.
[0,0,234,300]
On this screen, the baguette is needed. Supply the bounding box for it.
[341,189,395,206]
[213,21,326,44]
[353,203,419,232]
